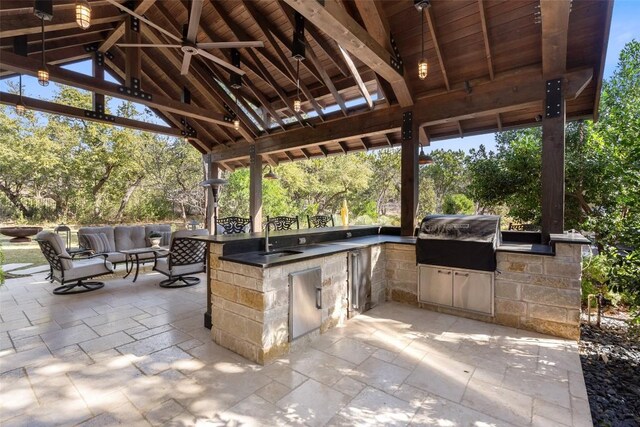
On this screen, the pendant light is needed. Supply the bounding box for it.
[37,18,49,86]
[75,0,92,30]
[233,88,240,130]
[15,74,26,116]
[418,144,434,165]
[415,0,430,80]
[293,60,301,113]
[264,166,278,180]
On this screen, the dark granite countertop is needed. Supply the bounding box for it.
[497,242,554,256]
[218,234,415,267]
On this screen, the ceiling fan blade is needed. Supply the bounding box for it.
[197,49,246,76]
[197,41,265,49]
[117,43,181,48]
[186,0,204,42]
[105,0,182,43]
[181,52,194,75]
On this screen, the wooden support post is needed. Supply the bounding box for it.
[541,78,566,242]
[249,145,263,233]
[92,53,105,112]
[400,111,418,236]
[202,153,218,330]
[124,14,141,87]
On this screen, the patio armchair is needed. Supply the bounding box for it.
[152,229,208,288]
[266,215,299,231]
[307,214,335,228]
[216,216,253,234]
[36,231,114,295]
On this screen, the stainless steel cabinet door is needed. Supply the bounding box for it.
[418,266,453,306]
[289,267,322,341]
[452,270,493,315]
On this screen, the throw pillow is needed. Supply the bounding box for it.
[83,233,112,253]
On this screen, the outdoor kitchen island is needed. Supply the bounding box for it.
[194,224,588,364]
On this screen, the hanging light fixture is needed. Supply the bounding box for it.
[418,144,434,165]
[15,74,26,116]
[264,166,279,180]
[37,18,49,86]
[415,0,430,80]
[75,0,92,30]
[233,88,240,130]
[293,60,302,113]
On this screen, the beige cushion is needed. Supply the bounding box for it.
[36,231,73,270]
[78,227,116,252]
[82,233,112,253]
[154,258,204,276]
[114,226,146,251]
[55,257,113,281]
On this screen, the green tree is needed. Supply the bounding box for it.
[442,194,475,215]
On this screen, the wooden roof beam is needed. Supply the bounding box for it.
[283,0,413,107]
[424,6,450,91]
[541,0,570,77]
[477,0,494,80]
[0,51,234,128]
[98,0,156,52]
[339,46,373,109]
[0,1,110,16]
[209,67,593,162]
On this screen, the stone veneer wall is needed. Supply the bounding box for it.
[494,243,583,340]
[209,243,348,364]
[384,242,585,340]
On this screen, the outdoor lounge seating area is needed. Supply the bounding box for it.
[0,270,592,426]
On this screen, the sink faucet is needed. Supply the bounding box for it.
[263,220,277,253]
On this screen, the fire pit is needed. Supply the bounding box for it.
[0,226,43,243]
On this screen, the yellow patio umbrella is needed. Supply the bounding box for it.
[340,199,349,226]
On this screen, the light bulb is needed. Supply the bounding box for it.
[15,103,26,116]
[37,68,49,86]
[75,0,92,30]
[418,60,428,80]
[233,119,240,130]
[293,98,301,113]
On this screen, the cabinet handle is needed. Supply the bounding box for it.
[455,272,469,277]
[437,270,451,275]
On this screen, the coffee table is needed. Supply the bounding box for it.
[120,247,169,282]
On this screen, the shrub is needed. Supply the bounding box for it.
[442,194,475,215]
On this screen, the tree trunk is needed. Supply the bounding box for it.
[115,175,144,221]
[0,183,31,218]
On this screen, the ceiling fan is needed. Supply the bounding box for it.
[106,0,264,76]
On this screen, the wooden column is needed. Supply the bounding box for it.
[249,145,263,232]
[400,111,418,236]
[92,53,105,112]
[203,153,220,232]
[541,79,566,241]
[124,14,141,87]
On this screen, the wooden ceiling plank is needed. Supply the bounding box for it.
[209,67,593,162]
[283,0,413,107]
[242,1,326,119]
[99,0,156,52]
[0,6,121,37]
[1,1,111,16]
[0,50,233,127]
[477,0,494,80]
[424,7,450,91]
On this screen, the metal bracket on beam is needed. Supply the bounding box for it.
[85,44,113,60]
[180,118,197,138]
[390,34,403,73]
[223,115,236,124]
[84,110,116,122]
[118,78,152,101]
[402,111,413,140]
[223,104,237,119]
[130,16,140,32]
[545,79,562,118]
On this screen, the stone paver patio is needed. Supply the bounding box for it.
[0,270,592,426]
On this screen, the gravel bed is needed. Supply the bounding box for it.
[579,314,640,427]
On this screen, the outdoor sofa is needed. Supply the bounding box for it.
[78,224,171,266]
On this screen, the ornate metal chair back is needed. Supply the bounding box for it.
[267,216,299,230]
[168,238,207,268]
[217,216,253,234]
[307,215,335,228]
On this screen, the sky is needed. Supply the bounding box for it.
[2,0,639,152]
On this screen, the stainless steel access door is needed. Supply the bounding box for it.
[348,249,372,317]
[289,267,322,341]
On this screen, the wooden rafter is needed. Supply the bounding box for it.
[339,46,373,109]
[283,0,413,107]
[424,6,449,91]
[477,0,494,80]
[242,1,326,119]
[98,0,156,53]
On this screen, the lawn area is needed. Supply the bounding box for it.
[0,226,82,272]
